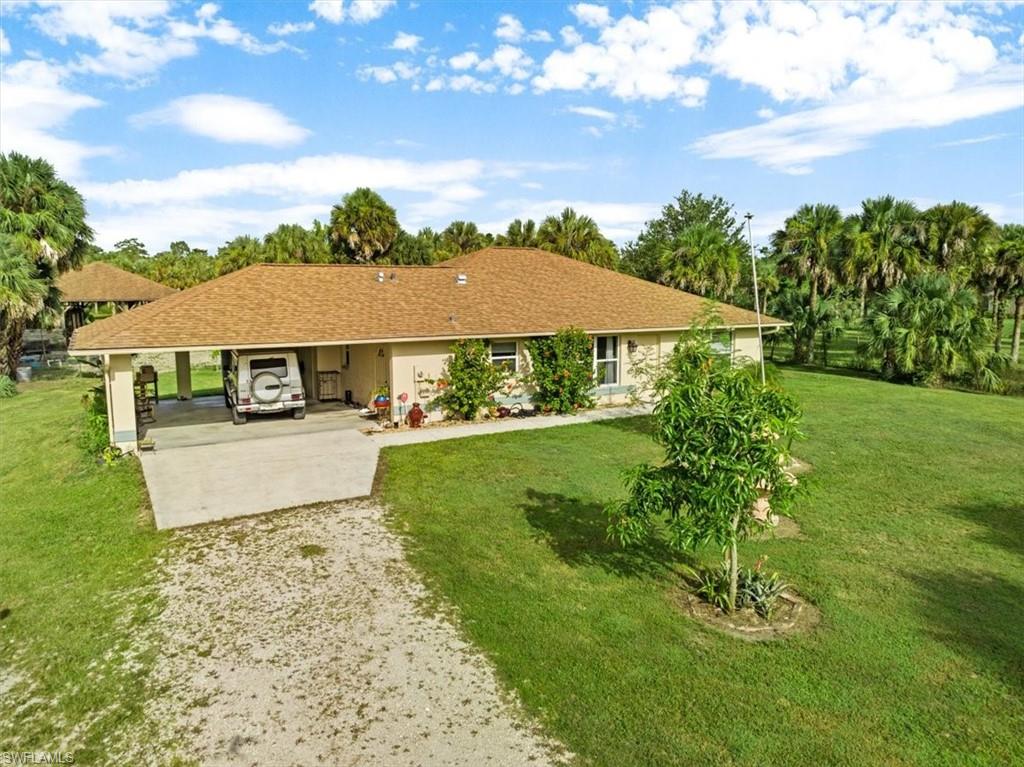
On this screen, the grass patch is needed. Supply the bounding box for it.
[0,376,168,759]
[380,369,1024,766]
[158,365,223,401]
[298,543,327,558]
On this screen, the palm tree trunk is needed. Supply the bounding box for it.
[0,316,27,378]
[1011,294,1023,364]
[993,290,1004,353]
[860,276,868,318]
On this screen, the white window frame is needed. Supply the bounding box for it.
[709,330,734,358]
[593,335,619,386]
[489,340,518,372]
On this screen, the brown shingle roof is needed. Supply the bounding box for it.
[70,247,785,353]
[57,262,177,303]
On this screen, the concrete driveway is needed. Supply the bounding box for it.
[141,398,379,529]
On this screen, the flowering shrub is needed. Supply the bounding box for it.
[525,327,596,414]
[435,339,508,420]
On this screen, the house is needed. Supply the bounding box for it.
[70,247,786,453]
[57,261,177,340]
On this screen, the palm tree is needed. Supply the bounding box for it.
[771,204,844,361]
[216,235,266,275]
[0,237,49,375]
[991,224,1024,361]
[537,207,618,269]
[658,222,740,299]
[438,220,486,259]
[0,152,92,375]
[497,218,539,247]
[843,197,924,316]
[864,273,1000,390]
[328,187,399,263]
[923,201,997,272]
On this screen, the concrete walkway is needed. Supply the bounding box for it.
[142,404,650,529]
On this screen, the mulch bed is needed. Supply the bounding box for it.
[672,587,821,642]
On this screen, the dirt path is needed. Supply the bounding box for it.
[147,500,568,766]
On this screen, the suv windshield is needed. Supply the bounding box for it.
[249,357,288,378]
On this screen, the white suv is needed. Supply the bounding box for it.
[223,350,306,424]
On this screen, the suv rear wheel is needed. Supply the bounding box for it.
[292,407,306,420]
[232,406,247,425]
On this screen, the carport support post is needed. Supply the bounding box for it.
[106,353,138,454]
[174,351,192,400]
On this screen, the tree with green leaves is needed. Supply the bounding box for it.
[435,339,508,420]
[621,191,745,283]
[0,152,92,375]
[0,236,49,375]
[388,228,438,265]
[658,221,741,300]
[497,218,539,247]
[993,224,1024,363]
[843,197,924,316]
[148,241,216,289]
[771,203,844,361]
[863,272,1002,390]
[329,187,399,263]
[263,222,331,264]
[537,207,618,269]
[438,220,487,260]
[923,201,997,273]
[607,334,801,612]
[216,235,266,275]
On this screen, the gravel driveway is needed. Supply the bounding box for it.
[148,500,568,766]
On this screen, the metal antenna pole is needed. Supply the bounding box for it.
[745,213,766,386]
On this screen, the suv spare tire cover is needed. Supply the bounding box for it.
[251,371,284,403]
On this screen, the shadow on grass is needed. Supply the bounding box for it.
[906,568,1024,694]
[943,500,1024,560]
[520,488,688,580]
[589,415,655,437]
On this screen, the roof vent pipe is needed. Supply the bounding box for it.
[455,273,468,285]
[376,271,385,283]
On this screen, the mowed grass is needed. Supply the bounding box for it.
[157,364,223,400]
[0,375,167,758]
[381,369,1024,766]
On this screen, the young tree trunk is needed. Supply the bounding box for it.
[807,277,818,363]
[1012,294,1023,364]
[727,513,740,612]
[860,276,868,318]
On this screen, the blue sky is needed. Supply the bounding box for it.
[1,0,1022,252]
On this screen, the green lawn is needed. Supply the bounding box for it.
[157,364,223,400]
[381,369,1024,766]
[0,374,168,759]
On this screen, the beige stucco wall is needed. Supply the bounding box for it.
[106,353,138,453]
[732,327,764,365]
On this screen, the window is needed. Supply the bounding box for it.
[490,340,518,372]
[593,335,618,386]
[710,330,733,358]
[249,357,288,378]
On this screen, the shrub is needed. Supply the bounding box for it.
[80,384,111,456]
[435,339,508,420]
[0,375,16,398]
[737,559,787,619]
[525,327,596,414]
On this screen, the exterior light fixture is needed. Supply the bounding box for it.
[627,340,638,354]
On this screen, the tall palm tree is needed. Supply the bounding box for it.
[537,207,618,269]
[923,201,997,272]
[990,224,1024,361]
[328,187,399,263]
[842,197,924,317]
[658,222,741,299]
[497,218,539,247]
[0,152,92,375]
[216,235,265,275]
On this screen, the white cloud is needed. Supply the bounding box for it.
[308,1,345,24]
[0,27,11,56]
[756,107,776,119]
[390,31,421,51]
[448,74,496,94]
[559,26,582,47]
[533,4,713,105]
[692,76,1024,174]
[494,13,551,43]
[570,3,611,29]
[309,0,395,24]
[358,62,420,83]
[448,51,480,70]
[131,94,310,147]
[487,45,533,80]
[268,20,316,36]
[567,105,616,121]
[0,59,114,179]
[168,4,291,56]
[506,83,526,96]
[935,132,1011,148]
